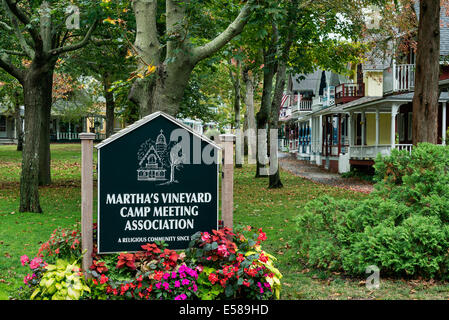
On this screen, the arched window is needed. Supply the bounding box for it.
[148,154,157,164]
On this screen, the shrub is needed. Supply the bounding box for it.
[295,143,449,279]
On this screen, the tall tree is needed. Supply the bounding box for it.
[0,0,102,212]
[412,0,440,144]
[253,0,370,186]
[127,0,256,117]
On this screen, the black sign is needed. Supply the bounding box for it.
[96,112,219,253]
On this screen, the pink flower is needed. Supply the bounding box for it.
[20,255,29,266]
[174,293,187,300]
[217,244,229,257]
[182,278,190,285]
[174,280,181,288]
[23,274,33,285]
[29,257,43,269]
[201,232,210,242]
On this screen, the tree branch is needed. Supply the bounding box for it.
[0,21,13,31]
[0,49,27,56]
[191,1,254,63]
[49,20,99,56]
[8,14,35,59]
[3,0,41,47]
[0,52,24,82]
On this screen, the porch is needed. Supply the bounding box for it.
[343,93,448,162]
[0,114,18,144]
[335,83,365,105]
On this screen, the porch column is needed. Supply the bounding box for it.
[319,115,323,154]
[375,108,380,146]
[348,112,353,147]
[391,104,400,148]
[361,110,366,145]
[309,118,312,154]
[443,102,447,145]
[337,114,342,155]
[56,118,60,140]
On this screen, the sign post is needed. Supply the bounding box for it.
[80,132,95,278]
[219,134,235,231]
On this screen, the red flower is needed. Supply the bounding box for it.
[141,243,161,255]
[90,260,108,273]
[257,229,267,241]
[100,274,108,284]
[242,279,251,287]
[259,252,269,263]
[116,253,136,270]
[153,270,164,281]
[236,254,245,263]
[208,273,219,285]
[244,268,258,277]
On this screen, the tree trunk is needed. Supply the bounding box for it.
[130,0,254,117]
[243,69,257,161]
[255,29,277,178]
[39,100,51,186]
[20,61,54,212]
[255,65,274,178]
[412,0,440,145]
[13,93,23,151]
[150,59,195,116]
[103,74,115,138]
[268,61,287,189]
[129,0,160,117]
[230,59,242,168]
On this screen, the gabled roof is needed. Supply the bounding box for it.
[138,145,162,167]
[95,111,221,150]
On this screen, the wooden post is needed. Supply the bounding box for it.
[219,134,235,231]
[442,102,447,145]
[80,132,95,279]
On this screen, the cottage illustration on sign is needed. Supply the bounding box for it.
[137,130,185,184]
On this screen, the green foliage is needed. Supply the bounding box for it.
[18,225,282,300]
[30,259,90,300]
[295,143,449,279]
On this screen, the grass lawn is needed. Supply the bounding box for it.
[1,143,449,300]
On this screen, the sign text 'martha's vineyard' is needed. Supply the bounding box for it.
[105,192,213,231]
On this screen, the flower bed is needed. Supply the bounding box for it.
[19,225,282,300]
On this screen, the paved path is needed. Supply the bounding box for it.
[278,152,374,194]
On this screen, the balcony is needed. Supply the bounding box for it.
[292,100,312,113]
[383,64,415,94]
[335,83,365,105]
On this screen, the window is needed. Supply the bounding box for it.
[0,116,6,132]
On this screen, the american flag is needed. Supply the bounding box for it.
[280,94,289,109]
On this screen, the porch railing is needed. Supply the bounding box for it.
[383,64,415,94]
[292,100,312,112]
[54,132,106,141]
[335,83,364,104]
[349,144,413,159]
